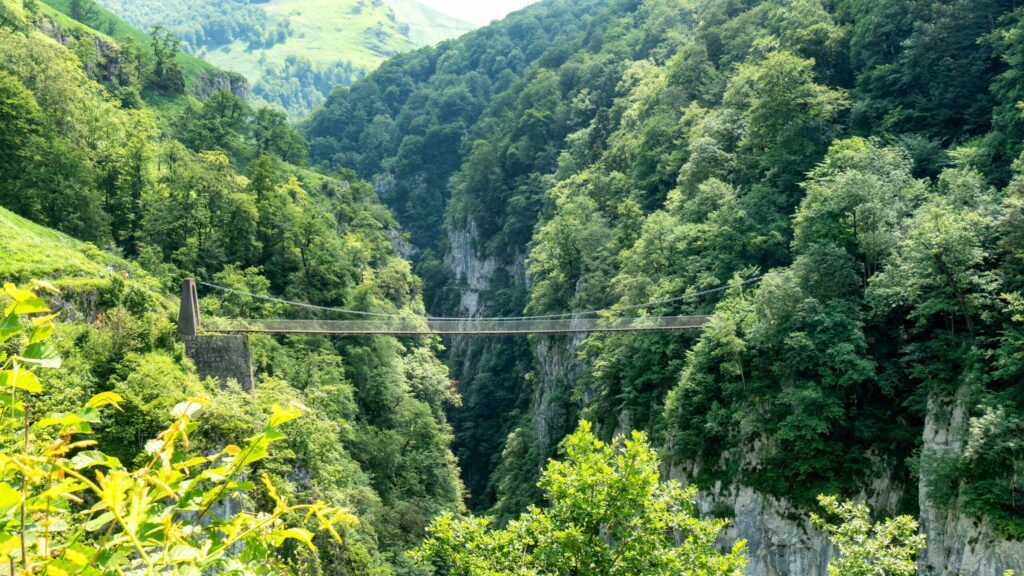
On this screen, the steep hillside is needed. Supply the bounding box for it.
[0,205,139,290]
[305,0,1024,574]
[39,0,244,98]
[0,6,464,573]
[92,0,474,114]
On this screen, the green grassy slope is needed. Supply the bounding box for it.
[0,205,142,292]
[384,0,476,45]
[204,0,414,77]
[41,0,219,90]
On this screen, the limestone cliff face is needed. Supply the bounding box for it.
[531,333,585,453]
[444,222,525,317]
[695,485,833,576]
[38,16,128,88]
[191,69,249,100]
[37,15,248,100]
[657,390,1024,576]
[668,449,906,576]
[445,223,501,318]
[918,392,1024,576]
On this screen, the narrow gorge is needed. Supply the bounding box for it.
[304,0,1024,573]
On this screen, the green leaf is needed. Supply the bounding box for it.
[0,369,41,393]
[269,403,303,427]
[28,322,53,345]
[4,283,34,302]
[262,474,286,512]
[0,393,24,413]
[262,428,286,443]
[0,313,20,344]
[86,391,124,410]
[71,451,121,470]
[171,399,206,419]
[83,511,114,532]
[41,559,73,576]
[19,342,61,368]
[61,543,97,568]
[41,517,69,532]
[31,313,57,326]
[0,536,18,558]
[36,413,88,429]
[11,298,48,315]
[76,407,102,424]
[0,483,20,511]
[234,437,270,468]
[168,544,202,562]
[271,527,315,550]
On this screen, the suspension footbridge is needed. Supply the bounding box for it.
[200,315,711,336]
[178,277,760,338]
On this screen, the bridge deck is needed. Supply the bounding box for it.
[202,315,710,336]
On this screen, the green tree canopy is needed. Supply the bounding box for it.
[412,420,746,576]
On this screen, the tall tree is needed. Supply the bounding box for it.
[148,25,184,94]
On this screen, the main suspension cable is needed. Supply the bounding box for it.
[198,281,402,318]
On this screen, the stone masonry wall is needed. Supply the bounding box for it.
[183,335,254,391]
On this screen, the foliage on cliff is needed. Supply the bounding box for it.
[304,0,1024,539]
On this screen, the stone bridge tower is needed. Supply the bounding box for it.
[178,278,255,391]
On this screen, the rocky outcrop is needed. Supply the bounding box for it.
[666,464,906,576]
[37,16,128,89]
[668,435,902,576]
[192,69,249,100]
[36,15,248,101]
[652,389,1024,576]
[695,485,833,576]
[532,333,585,452]
[37,15,75,45]
[446,223,498,317]
[918,391,1024,576]
[444,221,525,317]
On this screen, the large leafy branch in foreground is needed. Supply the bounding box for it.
[0,282,355,574]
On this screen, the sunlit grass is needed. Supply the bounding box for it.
[0,206,124,292]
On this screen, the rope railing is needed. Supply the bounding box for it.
[187,274,762,336]
[197,275,762,322]
[202,315,710,336]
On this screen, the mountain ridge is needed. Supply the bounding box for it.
[93,0,475,114]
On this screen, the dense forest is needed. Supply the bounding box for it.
[4,0,1024,573]
[305,0,1024,572]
